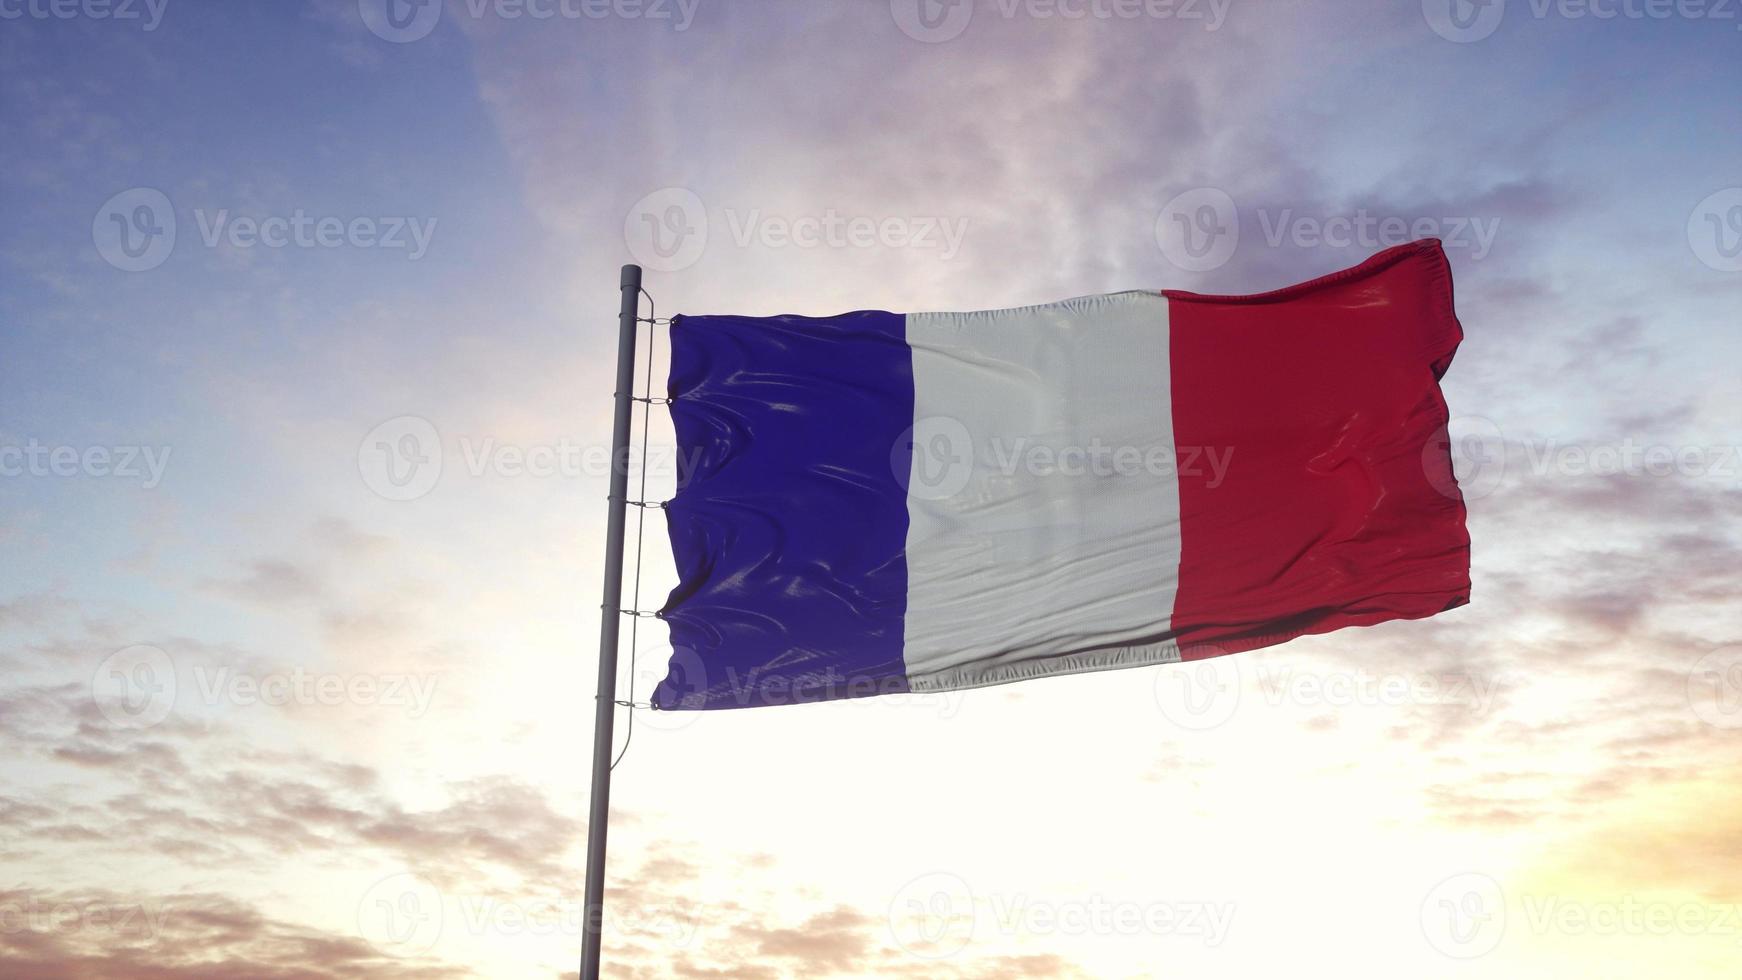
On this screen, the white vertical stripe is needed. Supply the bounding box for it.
[902,291,1182,693]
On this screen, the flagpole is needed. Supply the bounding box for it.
[581,263,642,980]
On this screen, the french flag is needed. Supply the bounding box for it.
[654,240,1470,710]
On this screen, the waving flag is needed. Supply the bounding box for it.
[653,240,1470,710]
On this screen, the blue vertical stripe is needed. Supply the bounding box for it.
[654,310,914,710]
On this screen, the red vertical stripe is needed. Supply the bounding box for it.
[1164,240,1471,660]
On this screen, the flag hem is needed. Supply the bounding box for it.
[904,638,1183,694]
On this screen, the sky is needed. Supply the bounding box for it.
[1,0,1740,977]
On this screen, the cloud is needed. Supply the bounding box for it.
[0,887,470,979]
[745,905,875,972]
[308,517,394,557]
[0,683,577,889]
[0,591,77,629]
[202,559,325,606]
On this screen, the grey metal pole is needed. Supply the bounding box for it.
[580,263,642,980]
